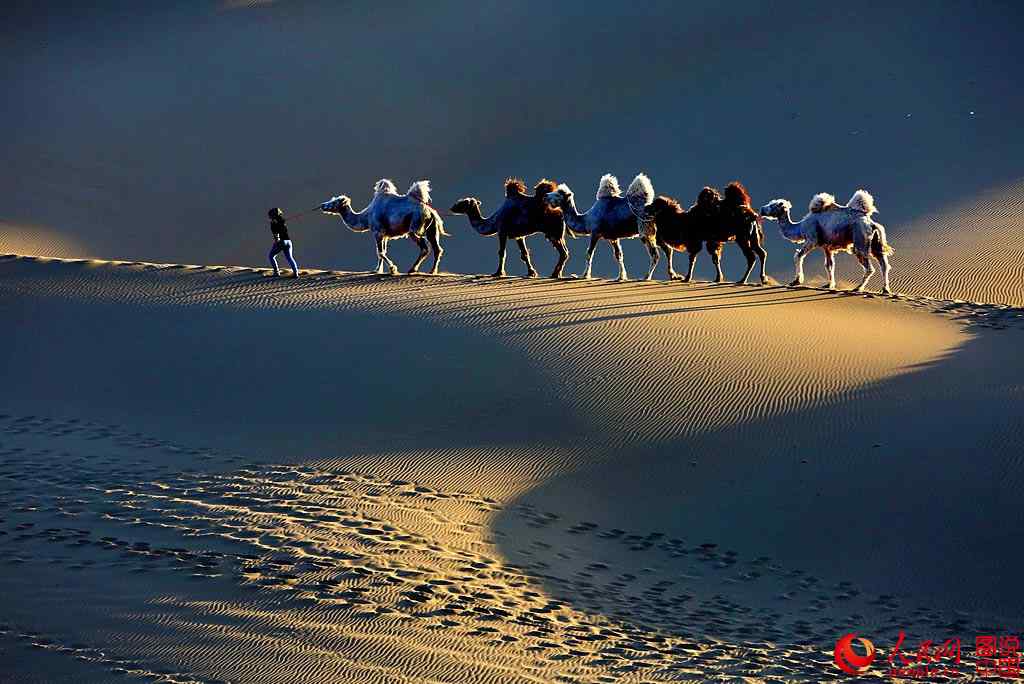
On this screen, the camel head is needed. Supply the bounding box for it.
[449,197,481,215]
[545,184,573,209]
[759,199,792,219]
[320,195,351,214]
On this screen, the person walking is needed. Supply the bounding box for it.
[267,207,299,278]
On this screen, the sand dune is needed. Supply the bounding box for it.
[2,254,1022,682]
[0,220,86,260]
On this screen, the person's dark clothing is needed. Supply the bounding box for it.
[271,218,290,242]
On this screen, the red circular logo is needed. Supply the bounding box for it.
[835,633,876,675]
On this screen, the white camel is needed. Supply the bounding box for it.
[760,189,893,295]
[544,173,656,281]
[321,179,448,275]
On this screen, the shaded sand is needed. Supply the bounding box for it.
[1,255,1022,682]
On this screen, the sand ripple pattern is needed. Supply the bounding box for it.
[3,414,1012,683]
[876,179,1024,306]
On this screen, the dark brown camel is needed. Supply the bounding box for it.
[646,182,767,284]
[450,178,569,278]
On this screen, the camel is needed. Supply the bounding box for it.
[544,173,656,281]
[760,189,893,294]
[643,194,702,281]
[449,178,569,278]
[715,182,768,285]
[321,179,448,275]
[645,182,767,284]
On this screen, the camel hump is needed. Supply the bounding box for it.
[848,189,877,215]
[626,173,654,208]
[407,180,432,205]
[809,192,837,213]
[504,177,527,198]
[533,178,558,197]
[597,174,622,199]
[374,178,398,195]
[627,173,655,237]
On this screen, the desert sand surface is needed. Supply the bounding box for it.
[1,253,1022,682]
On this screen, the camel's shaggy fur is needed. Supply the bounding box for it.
[597,174,622,199]
[761,189,892,294]
[450,178,569,278]
[809,192,837,213]
[407,180,432,205]
[544,173,656,281]
[321,178,447,275]
[848,189,877,215]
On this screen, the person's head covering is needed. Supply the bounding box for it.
[268,207,285,220]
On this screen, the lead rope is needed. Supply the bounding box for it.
[284,205,325,222]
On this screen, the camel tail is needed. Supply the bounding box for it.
[871,221,894,255]
[427,207,450,237]
[848,189,877,216]
[407,180,432,205]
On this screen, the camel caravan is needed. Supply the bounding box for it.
[313,173,893,295]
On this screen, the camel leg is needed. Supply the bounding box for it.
[872,239,892,295]
[643,237,659,280]
[879,254,892,295]
[791,242,816,286]
[736,240,756,285]
[583,233,600,279]
[373,234,386,274]
[549,237,569,279]
[427,229,444,275]
[753,239,768,285]
[824,249,836,290]
[423,228,444,274]
[493,233,508,277]
[516,237,538,278]
[853,252,875,292]
[661,243,679,280]
[380,237,399,275]
[707,241,724,283]
[684,249,699,282]
[407,234,429,274]
[612,239,628,281]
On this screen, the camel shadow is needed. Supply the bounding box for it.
[508,291,839,335]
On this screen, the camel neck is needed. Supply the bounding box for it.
[341,203,370,230]
[559,193,588,233]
